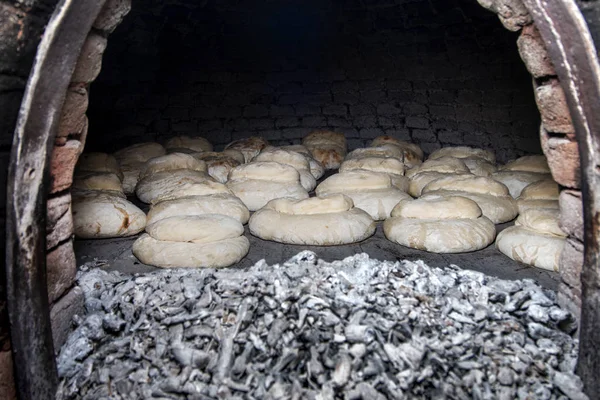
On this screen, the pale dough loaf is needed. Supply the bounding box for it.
[225,137,270,163]
[146,194,250,225]
[384,196,495,253]
[114,142,166,194]
[279,144,325,179]
[421,175,517,223]
[226,162,309,211]
[72,191,146,239]
[133,234,249,268]
[114,142,166,164]
[491,171,551,198]
[249,195,376,245]
[136,170,230,204]
[370,136,423,168]
[139,153,207,179]
[428,146,496,164]
[516,179,559,213]
[302,130,347,169]
[315,171,411,220]
[165,136,213,153]
[405,157,470,178]
[496,226,565,271]
[253,148,317,191]
[192,152,242,183]
[500,155,550,173]
[462,157,497,177]
[76,152,124,181]
[73,172,124,194]
[146,214,244,243]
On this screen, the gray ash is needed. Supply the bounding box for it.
[57,251,586,400]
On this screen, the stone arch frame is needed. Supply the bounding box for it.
[4,0,600,398]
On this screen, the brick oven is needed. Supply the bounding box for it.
[2,0,600,399]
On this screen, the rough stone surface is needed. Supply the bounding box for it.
[558,283,582,321]
[559,238,584,292]
[534,79,576,135]
[559,190,584,242]
[71,33,108,84]
[57,86,88,141]
[93,0,132,33]
[51,286,85,351]
[50,140,83,193]
[0,350,16,400]
[517,25,556,78]
[540,125,580,188]
[47,240,77,304]
[47,193,73,250]
[477,0,533,31]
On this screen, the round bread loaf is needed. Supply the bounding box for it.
[72,192,146,239]
[139,153,207,179]
[249,195,376,245]
[226,162,309,211]
[225,137,270,163]
[146,193,250,225]
[302,130,347,170]
[73,172,124,195]
[408,172,467,197]
[346,145,405,162]
[166,147,196,154]
[500,155,550,173]
[165,136,212,153]
[114,142,166,194]
[279,144,325,179]
[76,152,124,181]
[384,196,495,253]
[114,142,166,164]
[428,146,496,164]
[315,171,411,220]
[370,136,423,168]
[496,209,565,272]
[516,179,559,213]
[491,171,551,198]
[340,157,405,176]
[515,208,565,237]
[405,157,470,178]
[462,157,497,176]
[421,175,517,224]
[136,170,229,204]
[192,152,242,183]
[146,214,244,243]
[133,234,249,268]
[253,148,317,191]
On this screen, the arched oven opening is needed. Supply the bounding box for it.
[2,0,600,399]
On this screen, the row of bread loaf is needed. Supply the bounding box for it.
[73,131,565,272]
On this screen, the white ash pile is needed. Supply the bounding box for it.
[57,252,586,400]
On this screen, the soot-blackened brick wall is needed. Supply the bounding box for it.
[87,0,540,162]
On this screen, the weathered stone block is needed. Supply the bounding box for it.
[51,286,84,351]
[50,140,83,193]
[359,128,384,139]
[534,79,575,135]
[560,237,584,291]
[46,193,73,250]
[0,350,15,400]
[406,116,429,129]
[71,33,108,84]
[476,0,532,32]
[46,240,77,303]
[540,125,580,188]
[517,25,555,78]
[558,283,581,321]
[559,190,584,242]
[93,0,132,33]
[57,86,88,140]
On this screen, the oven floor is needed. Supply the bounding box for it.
[74,221,560,291]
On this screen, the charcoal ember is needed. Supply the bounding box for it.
[56,253,585,400]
